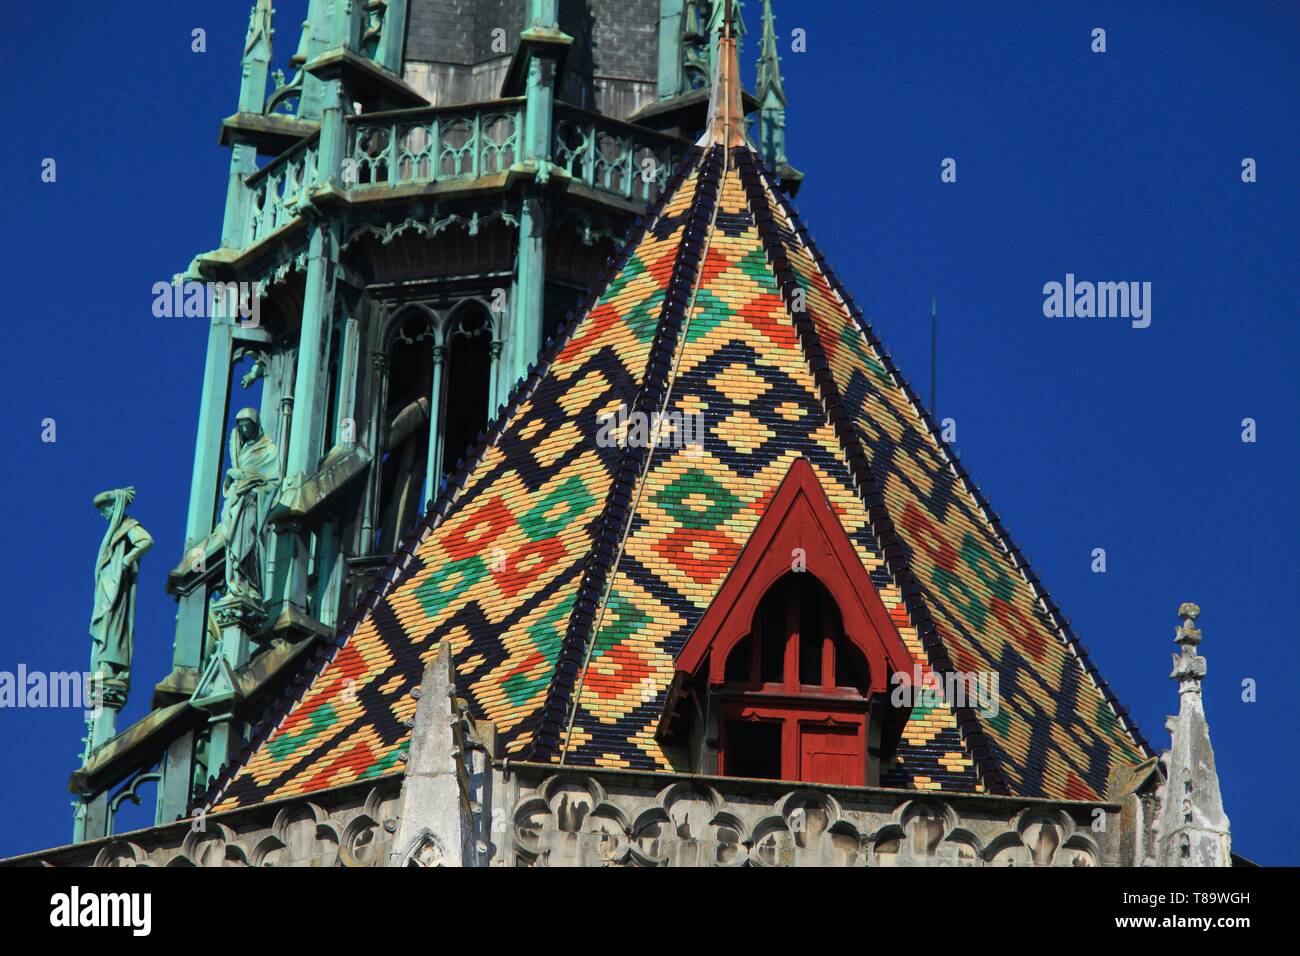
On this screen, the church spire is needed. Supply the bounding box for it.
[237,0,275,115]
[698,0,746,148]
[756,0,785,107]
[756,0,790,171]
[707,0,746,58]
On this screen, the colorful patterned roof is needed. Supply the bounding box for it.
[206,30,1149,813]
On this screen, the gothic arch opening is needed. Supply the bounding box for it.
[722,574,871,694]
[440,301,494,481]
[375,306,435,553]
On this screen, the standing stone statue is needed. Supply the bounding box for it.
[219,407,281,608]
[89,487,154,703]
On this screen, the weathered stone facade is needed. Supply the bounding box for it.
[0,764,1159,868]
[3,611,1233,868]
[0,770,1124,868]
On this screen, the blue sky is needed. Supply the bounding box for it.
[0,1,1296,863]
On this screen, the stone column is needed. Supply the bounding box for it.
[72,792,110,844]
[487,338,503,417]
[658,0,686,100]
[511,199,546,386]
[272,31,353,611]
[374,0,410,75]
[158,299,236,827]
[275,219,341,616]
[359,348,389,556]
[422,341,447,506]
[508,2,563,388]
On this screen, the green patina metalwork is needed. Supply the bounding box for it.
[552,107,680,203]
[73,0,802,843]
[658,0,685,99]
[349,105,522,192]
[219,408,282,609]
[658,1,746,100]
[86,488,153,751]
[510,0,566,399]
[755,0,787,168]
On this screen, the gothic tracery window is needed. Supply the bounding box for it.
[372,301,498,554]
[374,307,435,553]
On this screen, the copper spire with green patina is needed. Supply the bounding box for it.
[699,0,747,148]
[755,0,801,188]
[756,0,786,162]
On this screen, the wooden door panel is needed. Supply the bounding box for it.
[799,722,862,786]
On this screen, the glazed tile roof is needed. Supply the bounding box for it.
[207,67,1148,812]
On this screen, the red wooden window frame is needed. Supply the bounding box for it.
[717,575,870,785]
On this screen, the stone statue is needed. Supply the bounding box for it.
[89,487,154,700]
[219,407,281,607]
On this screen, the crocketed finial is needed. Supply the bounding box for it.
[1170,602,1206,688]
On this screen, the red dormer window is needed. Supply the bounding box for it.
[659,459,914,788]
[719,573,872,784]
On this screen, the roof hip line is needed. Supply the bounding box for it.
[741,155,1152,779]
[735,148,1014,795]
[810,210,1150,763]
[532,144,727,761]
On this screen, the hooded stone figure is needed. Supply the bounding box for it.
[89,487,153,693]
[220,407,281,605]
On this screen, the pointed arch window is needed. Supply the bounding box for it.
[440,302,496,478]
[722,574,871,693]
[369,301,502,555]
[373,306,436,554]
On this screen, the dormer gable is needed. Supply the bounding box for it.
[660,458,915,786]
